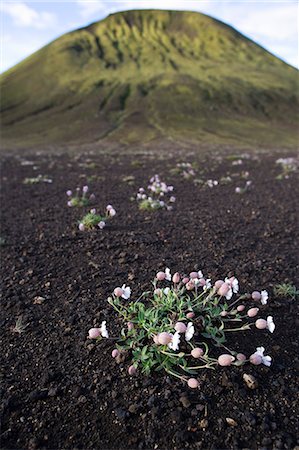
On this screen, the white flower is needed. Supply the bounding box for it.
[121,284,131,300]
[255,346,272,366]
[267,316,275,333]
[203,279,212,291]
[100,321,109,338]
[197,270,203,279]
[261,290,268,305]
[98,221,106,229]
[108,208,116,217]
[185,322,195,341]
[225,277,239,294]
[168,332,180,351]
[163,287,170,295]
[165,267,171,281]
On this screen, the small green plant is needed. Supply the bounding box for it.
[276,157,298,180]
[78,205,116,231]
[89,268,275,388]
[23,175,52,184]
[0,237,6,246]
[274,283,298,300]
[67,185,95,207]
[11,317,29,334]
[122,175,135,185]
[136,175,175,211]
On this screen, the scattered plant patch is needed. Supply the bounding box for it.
[136,175,175,211]
[66,185,95,207]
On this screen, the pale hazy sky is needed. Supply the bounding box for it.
[1,0,298,73]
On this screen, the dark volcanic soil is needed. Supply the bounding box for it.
[0,149,298,450]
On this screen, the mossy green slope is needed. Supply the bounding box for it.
[1,9,298,148]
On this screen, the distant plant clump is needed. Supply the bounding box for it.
[89,268,275,388]
[273,283,298,300]
[173,162,196,179]
[23,175,53,184]
[136,175,175,211]
[66,185,95,207]
[275,157,299,180]
[78,205,116,231]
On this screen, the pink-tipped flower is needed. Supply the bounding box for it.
[218,354,235,366]
[156,271,166,281]
[191,347,204,358]
[188,378,199,389]
[127,322,134,331]
[237,305,245,312]
[112,349,119,358]
[154,288,162,297]
[82,185,89,193]
[218,283,230,297]
[98,221,106,229]
[182,277,190,284]
[67,200,73,207]
[158,332,172,345]
[249,353,262,365]
[108,207,116,217]
[255,318,267,330]
[214,280,224,290]
[66,190,72,196]
[79,223,85,231]
[128,365,137,376]
[186,281,195,291]
[106,204,113,211]
[236,353,246,361]
[251,291,261,301]
[220,311,228,317]
[186,311,195,319]
[88,328,101,339]
[248,307,259,318]
[153,334,160,344]
[90,208,96,215]
[172,272,180,284]
[190,271,199,279]
[174,322,187,333]
[114,287,124,297]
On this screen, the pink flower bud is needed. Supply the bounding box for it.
[249,354,262,365]
[114,287,124,297]
[191,348,204,358]
[218,283,230,296]
[182,277,189,284]
[82,185,88,193]
[251,291,261,301]
[153,334,160,344]
[237,305,245,312]
[172,272,180,284]
[112,349,119,358]
[156,271,166,281]
[127,322,134,331]
[66,190,72,196]
[175,322,187,333]
[220,311,228,317]
[158,332,172,345]
[67,200,73,207]
[154,288,162,297]
[187,378,199,388]
[128,365,137,376]
[255,318,267,329]
[90,208,96,215]
[247,307,259,318]
[186,281,195,291]
[78,223,85,231]
[190,272,198,279]
[218,354,235,366]
[236,353,246,361]
[88,328,101,339]
[186,311,195,319]
[214,280,224,289]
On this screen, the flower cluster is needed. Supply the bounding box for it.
[174,162,196,179]
[89,267,275,388]
[136,175,175,211]
[78,205,116,231]
[276,157,298,179]
[66,185,95,207]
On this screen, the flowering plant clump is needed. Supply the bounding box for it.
[173,162,196,179]
[78,205,116,231]
[136,175,175,211]
[66,185,95,207]
[23,175,53,184]
[275,157,299,180]
[90,268,275,388]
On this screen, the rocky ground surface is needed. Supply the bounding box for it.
[1,148,298,449]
